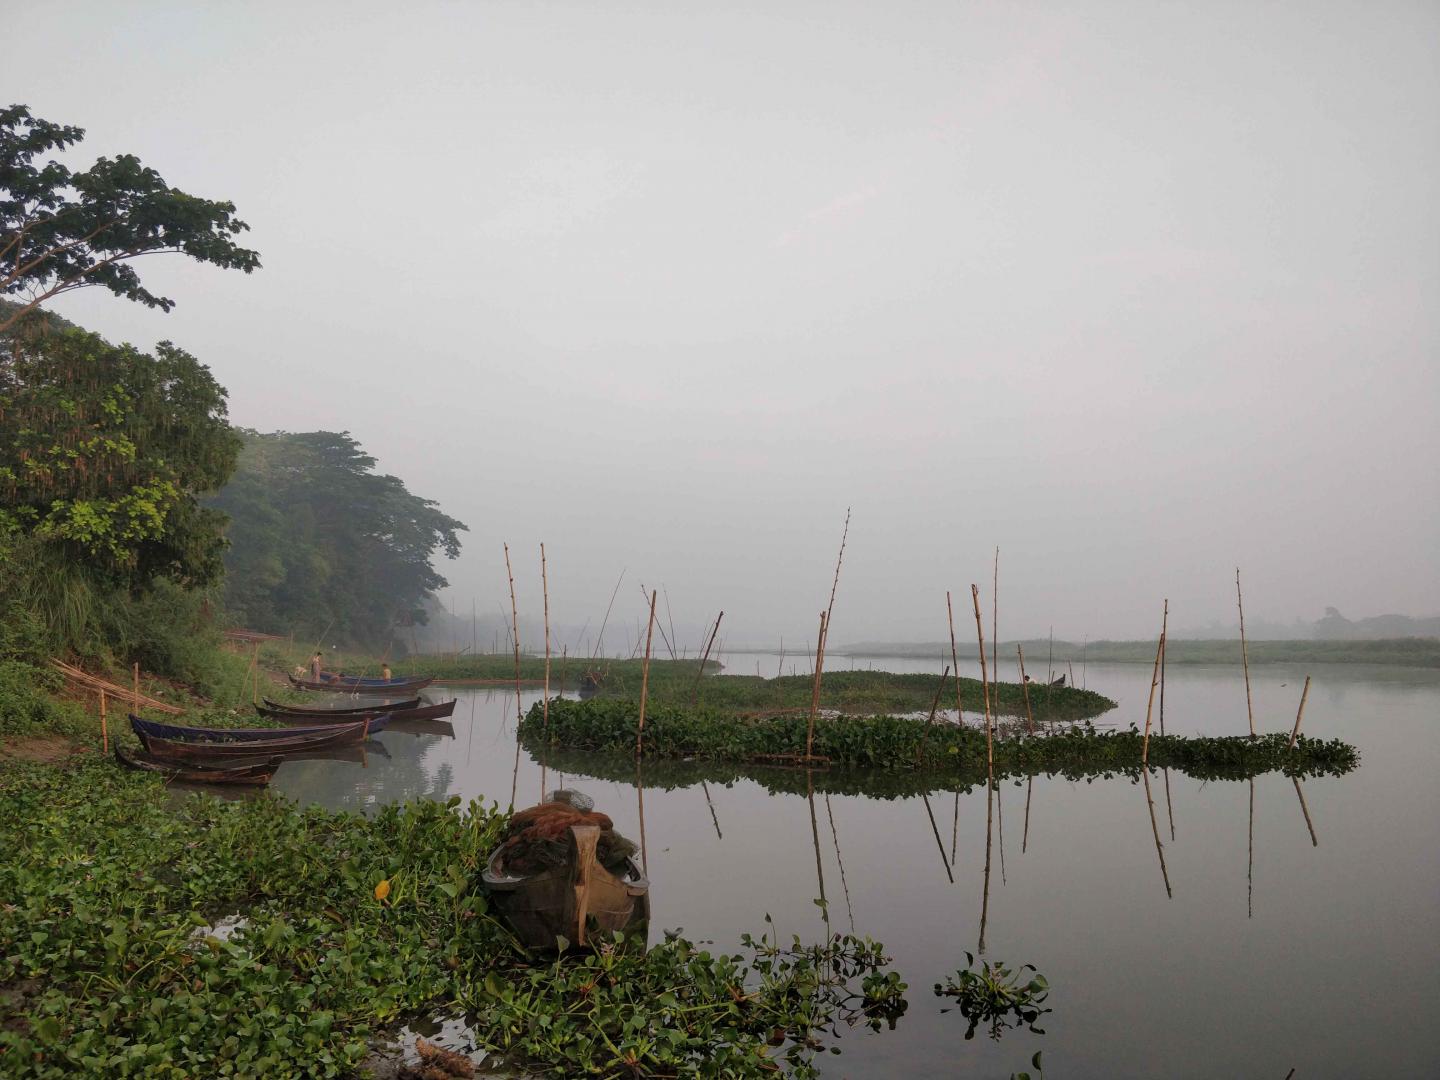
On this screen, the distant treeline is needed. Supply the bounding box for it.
[832,637,1440,668]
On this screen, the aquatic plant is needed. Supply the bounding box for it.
[521,698,1360,780]
[935,953,1051,1041]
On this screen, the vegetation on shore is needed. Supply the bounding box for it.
[831,637,1440,668]
[521,698,1358,780]
[0,758,904,1078]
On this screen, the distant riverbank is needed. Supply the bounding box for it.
[824,637,1440,668]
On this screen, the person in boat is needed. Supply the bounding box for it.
[309,652,323,681]
[381,663,392,680]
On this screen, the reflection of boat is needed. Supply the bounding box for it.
[287,674,434,694]
[133,715,386,762]
[258,699,456,723]
[115,745,279,785]
[383,718,456,738]
[261,696,421,714]
[481,824,649,949]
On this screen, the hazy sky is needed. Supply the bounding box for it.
[10,1,1438,646]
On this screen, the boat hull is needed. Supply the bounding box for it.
[115,745,278,786]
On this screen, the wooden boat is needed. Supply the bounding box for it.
[258,699,456,724]
[481,824,649,949]
[135,717,383,763]
[115,744,279,786]
[288,673,434,694]
[131,714,390,743]
[261,696,421,714]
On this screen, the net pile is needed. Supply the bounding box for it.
[500,795,638,876]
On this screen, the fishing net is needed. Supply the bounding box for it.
[500,795,638,876]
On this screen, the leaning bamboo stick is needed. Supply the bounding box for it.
[689,611,723,703]
[970,585,993,770]
[1017,644,1035,734]
[1158,600,1169,735]
[635,589,658,758]
[805,611,828,760]
[1237,567,1254,736]
[1141,620,1166,765]
[947,592,963,723]
[917,665,952,764]
[1288,675,1312,749]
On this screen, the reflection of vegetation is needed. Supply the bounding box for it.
[390,656,1115,720]
[523,699,1359,782]
[935,953,1051,1041]
[463,924,904,1077]
[0,758,902,1078]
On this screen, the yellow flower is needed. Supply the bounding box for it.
[374,878,391,902]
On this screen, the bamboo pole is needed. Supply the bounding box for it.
[1237,567,1254,736]
[132,662,140,715]
[970,585,993,770]
[979,776,993,953]
[947,592,963,723]
[504,543,523,809]
[1017,644,1035,735]
[635,589,658,758]
[541,544,551,738]
[1288,675,1312,749]
[917,665,952,764]
[663,587,678,663]
[251,642,260,705]
[1158,601,1169,734]
[1141,606,1166,764]
[991,547,999,688]
[805,611,828,760]
[99,688,107,755]
[690,611,723,703]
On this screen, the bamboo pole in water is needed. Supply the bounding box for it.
[504,543,523,808]
[970,585,993,770]
[1237,567,1255,736]
[689,611,723,704]
[1141,613,1167,765]
[991,547,999,687]
[1159,601,1169,734]
[635,589,658,758]
[251,642,260,705]
[947,592,963,724]
[805,611,828,759]
[917,665,952,764]
[540,544,552,799]
[1017,644,1035,734]
[1288,675,1312,749]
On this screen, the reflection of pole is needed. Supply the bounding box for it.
[700,780,722,840]
[1237,568,1255,736]
[922,791,954,883]
[1022,775,1034,853]
[1292,777,1319,847]
[635,762,648,876]
[1142,769,1173,898]
[997,776,1006,886]
[1247,778,1255,919]
[1163,767,1176,841]
[951,784,959,863]
[824,794,855,931]
[806,772,828,914]
[979,775,993,954]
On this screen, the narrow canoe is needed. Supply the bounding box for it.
[261,696,421,714]
[115,745,279,786]
[136,718,383,762]
[257,699,456,724]
[288,674,434,693]
[481,824,650,950]
[131,714,390,743]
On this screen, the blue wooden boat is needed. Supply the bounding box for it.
[131,713,392,743]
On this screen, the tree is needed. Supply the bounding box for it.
[1,104,260,334]
[209,431,467,648]
[0,320,241,588]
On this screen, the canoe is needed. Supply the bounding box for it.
[115,744,279,786]
[135,717,386,763]
[261,696,421,714]
[257,699,456,724]
[481,824,649,950]
[288,673,434,693]
[131,714,390,743]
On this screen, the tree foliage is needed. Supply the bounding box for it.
[0,104,260,333]
[0,318,240,589]
[210,431,467,648]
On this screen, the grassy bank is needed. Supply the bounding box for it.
[0,757,903,1078]
[832,637,1440,668]
[521,698,1359,780]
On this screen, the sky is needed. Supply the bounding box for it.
[8,0,1438,648]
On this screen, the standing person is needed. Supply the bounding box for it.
[309,652,323,681]
[381,663,392,681]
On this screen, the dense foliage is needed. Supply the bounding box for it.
[209,431,467,649]
[0,104,259,333]
[0,760,902,1078]
[522,698,1360,780]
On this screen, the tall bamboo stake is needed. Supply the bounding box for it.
[504,543,523,808]
[540,544,552,799]
[1017,644,1035,734]
[947,592,963,723]
[1237,567,1254,736]
[1158,600,1169,734]
[805,611,828,759]
[918,665,952,764]
[690,611,723,703]
[970,585,993,770]
[1141,607,1166,764]
[1288,675,1312,749]
[99,688,107,755]
[991,547,999,687]
[635,589,658,758]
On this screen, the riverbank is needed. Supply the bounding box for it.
[829,637,1440,668]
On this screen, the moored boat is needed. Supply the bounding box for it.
[133,715,385,762]
[261,696,421,714]
[288,673,434,693]
[114,744,280,785]
[482,823,649,949]
[257,699,456,724]
[131,714,390,743]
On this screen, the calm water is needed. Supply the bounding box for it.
[271,659,1440,1078]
